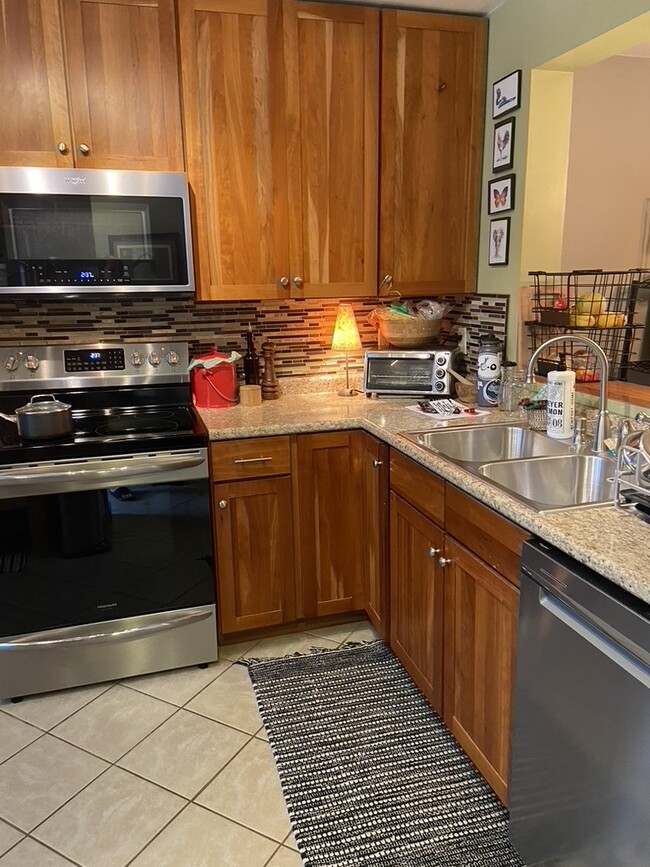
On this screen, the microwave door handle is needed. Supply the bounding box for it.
[0,453,206,485]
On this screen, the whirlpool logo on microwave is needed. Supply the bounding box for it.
[64,176,87,185]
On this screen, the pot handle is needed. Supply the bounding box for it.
[28,394,57,404]
[0,412,17,424]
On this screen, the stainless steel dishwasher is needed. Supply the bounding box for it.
[509,539,650,867]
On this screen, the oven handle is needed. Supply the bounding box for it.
[0,452,206,484]
[0,609,213,650]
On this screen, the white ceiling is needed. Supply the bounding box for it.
[355,0,504,14]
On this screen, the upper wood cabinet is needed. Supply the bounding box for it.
[379,11,487,296]
[0,0,184,170]
[178,0,379,301]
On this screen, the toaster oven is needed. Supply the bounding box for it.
[363,349,460,398]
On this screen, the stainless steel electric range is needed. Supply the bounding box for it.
[0,342,217,700]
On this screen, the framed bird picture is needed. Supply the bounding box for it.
[492,69,521,119]
[492,117,515,172]
[488,174,515,214]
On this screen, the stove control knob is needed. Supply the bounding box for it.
[4,355,18,372]
[148,352,161,367]
[130,351,143,367]
[166,350,180,366]
[25,355,40,371]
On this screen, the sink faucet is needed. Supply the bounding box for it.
[525,334,610,453]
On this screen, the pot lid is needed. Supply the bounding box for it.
[16,394,72,415]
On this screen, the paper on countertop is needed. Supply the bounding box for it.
[406,399,490,420]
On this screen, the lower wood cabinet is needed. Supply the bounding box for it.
[442,536,519,805]
[390,492,444,713]
[362,433,390,641]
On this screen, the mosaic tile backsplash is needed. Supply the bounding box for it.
[0,293,508,379]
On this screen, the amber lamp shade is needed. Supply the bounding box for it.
[331,303,362,397]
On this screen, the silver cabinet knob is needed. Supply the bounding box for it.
[4,356,18,372]
[372,459,383,468]
[130,351,143,367]
[166,350,180,365]
[25,355,40,371]
[218,500,228,510]
[279,277,290,288]
[56,141,69,154]
[427,547,441,558]
[78,143,90,156]
[292,276,303,288]
[438,557,452,567]
[148,352,161,367]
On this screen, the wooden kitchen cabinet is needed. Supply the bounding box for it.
[293,431,366,619]
[362,433,389,641]
[390,492,445,714]
[179,0,378,301]
[0,0,183,170]
[379,11,486,296]
[211,438,296,634]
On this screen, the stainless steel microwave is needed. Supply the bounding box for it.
[0,167,194,297]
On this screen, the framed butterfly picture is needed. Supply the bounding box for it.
[488,174,515,215]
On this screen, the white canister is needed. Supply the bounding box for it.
[546,370,575,438]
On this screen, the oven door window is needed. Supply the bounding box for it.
[0,479,213,637]
[0,193,188,289]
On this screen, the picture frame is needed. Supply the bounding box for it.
[492,69,521,119]
[492,117,515,173]
[488,217,510,266]
[487,174,515,215]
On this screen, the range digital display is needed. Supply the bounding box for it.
[64,348,125,372]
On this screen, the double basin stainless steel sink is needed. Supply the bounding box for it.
[400,423,616,512]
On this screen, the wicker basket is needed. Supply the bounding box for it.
[378,317,442,349]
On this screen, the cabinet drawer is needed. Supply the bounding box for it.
[389,449,444,527]
[211,437,291,481]
[445,486,529,587]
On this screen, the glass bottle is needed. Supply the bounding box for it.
[243,324,260,385]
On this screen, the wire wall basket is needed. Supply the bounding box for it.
[526,270,649,381]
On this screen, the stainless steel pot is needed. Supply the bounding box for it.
[0,393,73,440]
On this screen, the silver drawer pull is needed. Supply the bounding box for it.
[233,456,273,464]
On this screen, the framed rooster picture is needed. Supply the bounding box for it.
[492,117,515,172]
[488,174,515,214]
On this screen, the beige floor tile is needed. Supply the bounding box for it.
[241,632,339,660]
[185,664,263,734]
[196,737,290,842]
[118,709,250,798]
[0,683,111,731]
[218,640,259,661]
[0,735,107,832]
[347,623,380,644]
[283,831,299,851]
[0,713,41,762]
[0,837,76,866]
[52,684,176,762]
[121,658,231,706]
[305,620,368,643]
[0,821,22,858]
[130,803,277,867]
[267,846,303,867]
[34,767,185,867]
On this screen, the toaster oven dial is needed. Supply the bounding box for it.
[130,351,143,367]
[166,350,180,366]
[434,381,445,392]
[148,352,161,367]
[25,355,40,371]
[435,369,446,379]
[4,355,18,372]
[436,355,447,365]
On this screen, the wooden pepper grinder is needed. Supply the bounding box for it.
[261,341,280,400]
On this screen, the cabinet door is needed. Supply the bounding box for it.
[60,0,183,170]
[178,0,291,301]
[379,11,486,295]
[362,434,389,640]
[213,476,296,634]
[294,432,365,619]
[0,0,73,167]
[390,493,444,713]
[443,536,519,805]
[283,2,378,298]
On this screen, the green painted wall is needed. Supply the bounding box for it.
[479,0,650,360]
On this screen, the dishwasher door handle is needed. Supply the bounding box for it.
[540,588,650,689]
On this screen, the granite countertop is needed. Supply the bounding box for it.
[197,391,650,606]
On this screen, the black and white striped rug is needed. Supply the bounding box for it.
[246,640,525,867]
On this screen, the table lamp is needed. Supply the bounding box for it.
[331,303,362,397]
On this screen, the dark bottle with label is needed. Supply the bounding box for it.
[243,324,260,385]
